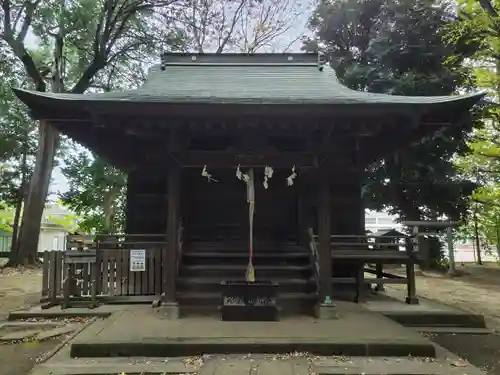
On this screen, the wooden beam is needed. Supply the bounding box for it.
[401,220,458,228]
[177,151,321,168]
[55,122,135,170]
[163,163,180,303]
[86,102,419,119]
[318,173,332,302]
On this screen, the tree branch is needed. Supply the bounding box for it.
[216,0,246,53]
[478,0,499,18]
[1,0,46,91]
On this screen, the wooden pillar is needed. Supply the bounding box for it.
[318,175,332,302]
[163,163,180,303]
[297,183,308,246]
[124,169,136,235]
[405,237,419,305]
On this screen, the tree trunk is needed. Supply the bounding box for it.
[14,16,65,266]
[8,192,24,264]
[495,216,500,263]
[473,208,483,265]
[102,190,116,233]
[8,144,28,264]
[15,122,59,265]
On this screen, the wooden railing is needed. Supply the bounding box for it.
[307,228,320,297]
[41,234,171,306]
[313,234,418,304]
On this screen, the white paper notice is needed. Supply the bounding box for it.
[130,249,146,272]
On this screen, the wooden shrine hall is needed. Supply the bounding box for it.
[14,53,483,316]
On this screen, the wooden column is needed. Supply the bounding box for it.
[163,163,180,303]
[318,175,332,302]
[405,237,419,305]
[297,183,308,246]
[124,169,136,235]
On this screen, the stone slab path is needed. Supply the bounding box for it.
[0,323,78,342]
[30,354,487,375]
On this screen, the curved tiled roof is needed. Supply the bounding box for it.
[12,52,485,112]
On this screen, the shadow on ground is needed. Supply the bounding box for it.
[430,333,500,375]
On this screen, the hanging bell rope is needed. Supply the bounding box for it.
[236,165,255,282]
[245,168,255,282]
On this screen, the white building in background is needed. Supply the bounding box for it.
[365,210,402,234]
[37,203,77,252]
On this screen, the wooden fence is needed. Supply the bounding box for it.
[41,247,164,303]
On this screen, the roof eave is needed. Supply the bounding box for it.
[12,87,486,121]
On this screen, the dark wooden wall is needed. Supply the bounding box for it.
[125,166,364,243]
[125,167,168,235]
[182,168,299,242]
[331,181,365,235]
[308,174,365,236]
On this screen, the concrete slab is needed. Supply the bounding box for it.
[68,305,436,358]
[0,321,61,331]
[0,328,42,341]
[30,352,487,375]
[310,356,485,375]
[364,290,486,328]
[31,357,200,375]
[199,357,311,375]
[35,325,77,341]
[411,326,493,334]
[7,304,122,321]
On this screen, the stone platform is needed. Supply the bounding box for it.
[365,294,486,328]
[69,302,436,358]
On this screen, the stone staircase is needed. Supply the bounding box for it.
[177,240,318,316]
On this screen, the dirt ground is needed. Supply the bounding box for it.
[0,267,57,375]
[0,339,64,375]
[389,264,500,374]
[0,267,43,320]
[2,264,500,374]
[388,264,500,329]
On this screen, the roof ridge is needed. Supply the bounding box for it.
[160,52,321,68]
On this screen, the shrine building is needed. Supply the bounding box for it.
[14,53,484,315]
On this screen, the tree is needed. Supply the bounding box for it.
[1,0,180,265]
[168,0,305,53]
[0,202,14,232]
[0,47,38,261]
[60,148,126,234]
[304,0,480,221]
[445,0,500,262]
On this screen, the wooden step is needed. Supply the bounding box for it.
[188,242,303,252]
[181,252,309,266]
[183,252,308,258]
[177,277,316,294]
[179,264,313,279]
